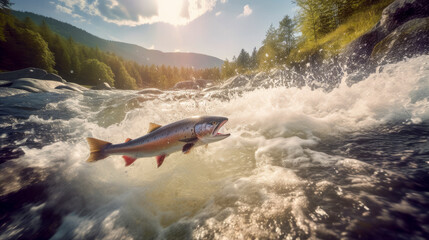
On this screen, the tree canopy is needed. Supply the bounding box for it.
[222,0,392,75]
[0,11,221,89]
[78,59,115,87]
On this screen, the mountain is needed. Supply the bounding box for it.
[12,11,223,69]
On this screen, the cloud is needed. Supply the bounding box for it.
[238,4,252,18]
[215,11,222,16]
[54,2,84,20]
[56,0,220,26]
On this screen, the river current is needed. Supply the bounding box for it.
[1,56,429,239]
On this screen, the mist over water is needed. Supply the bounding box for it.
[1,56,429,239]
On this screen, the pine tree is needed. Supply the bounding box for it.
[250,47,258,69]
[236,49,250,71]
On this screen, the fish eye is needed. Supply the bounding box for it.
[212,121,217,125]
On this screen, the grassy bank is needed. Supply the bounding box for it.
[289,0,394,62]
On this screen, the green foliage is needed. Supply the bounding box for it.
[222,0,394,77]
[221,15,296,75]
[0,0,11,10]
[236,49,251,71]
[0,20,55,72]
[0,11,221,89]
[78,59,114,87]
[294,0,380,44]
[111,61,137,90]
[221,59,237,79]
[290,0,394,62]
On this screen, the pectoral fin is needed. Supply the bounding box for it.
[123,155,137,167]
[156,154,166,168]
[182,143,194,154]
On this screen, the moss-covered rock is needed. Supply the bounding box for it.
[341,0,429,72]
[371,17,429,64]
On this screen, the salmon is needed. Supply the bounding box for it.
[86,116,230,167]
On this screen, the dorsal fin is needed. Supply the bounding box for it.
[125,138,132,143]
[147,122,162,133]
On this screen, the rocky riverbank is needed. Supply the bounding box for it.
[0,68,87,97]
[342,0,429,72]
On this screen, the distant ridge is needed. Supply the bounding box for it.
[12,10,223,69]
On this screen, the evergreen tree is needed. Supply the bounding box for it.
[50,34,71,77]
[250,47,258,69]
[278,15,296,61]
[0,0,11,10]
[236,49,250,70]
[294,0,322,43]
[110,59,137,89]
[259,24,280,69]
[221,59,237,79]
[22,17,37,32]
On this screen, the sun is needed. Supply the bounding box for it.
[157,0,185,26]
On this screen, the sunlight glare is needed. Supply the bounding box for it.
[157,0,184,26]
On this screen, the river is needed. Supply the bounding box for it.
[1,55,429,239]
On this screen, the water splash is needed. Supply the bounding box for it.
[1,55,429,239]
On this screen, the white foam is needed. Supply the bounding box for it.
[12,55,429,239]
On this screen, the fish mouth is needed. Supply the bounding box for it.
[212,119,230,138]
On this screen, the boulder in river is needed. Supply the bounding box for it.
[10,78,64,92]
[220,75,250,89]
[0,67,66,82]
[174,80,199,90]
[92,82,113,90]
[137,88,164,95]
[0,68,87,97]
[173,79,214,90]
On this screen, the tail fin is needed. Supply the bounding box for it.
[86,137,111,162]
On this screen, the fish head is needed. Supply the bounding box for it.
[194,116,230,143]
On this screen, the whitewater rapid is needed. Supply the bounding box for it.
[1,55,429,239]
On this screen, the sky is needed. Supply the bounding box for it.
[11,0,297,60]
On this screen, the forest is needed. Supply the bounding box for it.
[1,0,395,89]
[0,4,221,90]
[222,0,395,78]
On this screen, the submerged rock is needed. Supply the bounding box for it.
[0,67,86,97]
[0,67,47,80]
[10,78,64,92]
[221,75,250,89]
[65,82,88,91]
[174,80,199,90]
[194,79,213,88]
[0,87,29,97]
[44,73,66,83]
[92,82,113,90]
[173,79,214,90]
[55,85,83,93]
[0,67,67,82]
[0,80,12,87]
[137,88,164,95]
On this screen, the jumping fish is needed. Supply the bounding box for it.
[86,116,230,167]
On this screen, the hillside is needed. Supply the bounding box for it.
[12,10,223,69]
